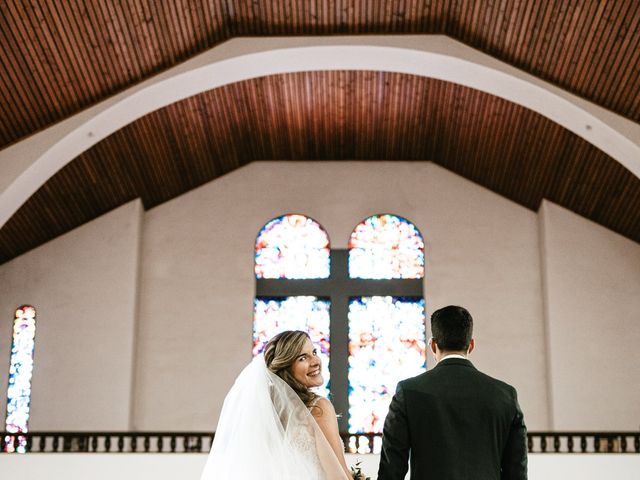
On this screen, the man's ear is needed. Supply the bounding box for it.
[429,337,438,355]
[467,338,475,355]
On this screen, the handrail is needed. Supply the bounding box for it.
[2,431,638,454]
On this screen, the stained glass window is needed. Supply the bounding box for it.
[253,297,331,398]
[255,214,330,279]
[4,306,37,454]
[348,296,426,434]
[254,212,425,443]
[349,214,424,279]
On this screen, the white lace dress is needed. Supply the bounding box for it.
[200,357,350,480]
[287,396,324,478]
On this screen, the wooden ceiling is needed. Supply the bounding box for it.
[1,1,639,263]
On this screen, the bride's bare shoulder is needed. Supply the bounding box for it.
[310,396,335,418]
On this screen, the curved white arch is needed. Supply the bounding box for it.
[1,35,639,229]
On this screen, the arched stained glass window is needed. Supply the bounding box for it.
[348,214,424,279]
[254,212,426,447]
[4,306,36,454]
[254,214,332,399]
[255,214,330,279]
[348,214,426,435]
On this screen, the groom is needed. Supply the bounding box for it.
[378,305,528,480]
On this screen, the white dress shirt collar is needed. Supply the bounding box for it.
[439,353,468,362]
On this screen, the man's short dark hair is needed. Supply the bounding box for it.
[431,305,473,351]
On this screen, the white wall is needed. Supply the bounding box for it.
[134,162,548,430]
[1,453,639,480]
[0,200,143,429]
[540,200,640,429]
[2,161,639,433]
[419,163,547,428]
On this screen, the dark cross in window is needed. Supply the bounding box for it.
[256,249,424,432]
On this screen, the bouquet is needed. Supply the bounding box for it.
[350,460,371,480]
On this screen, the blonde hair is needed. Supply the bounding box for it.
[264,330,317,408]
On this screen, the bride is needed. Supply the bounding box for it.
[200,330,357,479]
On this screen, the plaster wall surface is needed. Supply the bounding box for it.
[1,453,638,480]
[134,161,548,430]
[540,200,640,429]
[0,201,142,429]
[2,162,638,433]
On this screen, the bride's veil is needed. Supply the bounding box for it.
[200,355,350,479]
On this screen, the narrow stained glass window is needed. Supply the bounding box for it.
[4,306,36,454]
[255,214,330,279]
[348,297,426,434]
[253,296,331,398]
[349,214,424,279]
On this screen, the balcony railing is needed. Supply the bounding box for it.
[2,431,639,455]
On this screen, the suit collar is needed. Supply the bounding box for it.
[433,357,476,370]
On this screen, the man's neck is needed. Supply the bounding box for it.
[436,351,468,363]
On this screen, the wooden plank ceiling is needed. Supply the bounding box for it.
[0,1,639,263]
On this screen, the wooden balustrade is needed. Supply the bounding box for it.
[1,431,638,454]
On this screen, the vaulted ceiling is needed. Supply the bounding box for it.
[1,1,639,263]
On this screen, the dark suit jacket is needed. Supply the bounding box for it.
[378,358,527,480]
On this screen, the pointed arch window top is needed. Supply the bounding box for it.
[255,214,330,279]
[349,214,424,279]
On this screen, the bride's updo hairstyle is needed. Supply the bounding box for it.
[264,330,317,408]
